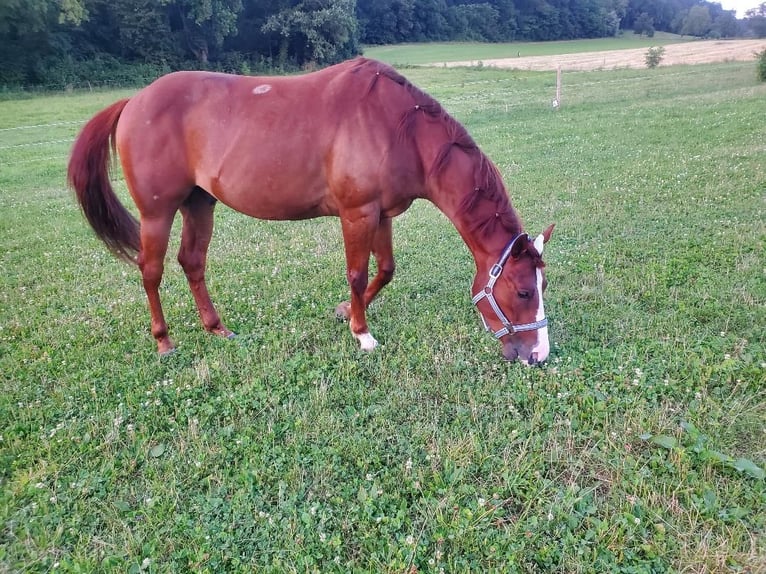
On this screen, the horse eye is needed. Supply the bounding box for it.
[518,290,531,300]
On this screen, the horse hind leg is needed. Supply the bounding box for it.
[138,213,176,355]
[177,188,234,340]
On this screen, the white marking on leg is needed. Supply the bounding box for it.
[355,332,378,352]
[531,268,550,363]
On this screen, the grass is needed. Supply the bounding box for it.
[1,57,765,573]
[363,32,695,65]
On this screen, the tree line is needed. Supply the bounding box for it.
[1,0,764,88]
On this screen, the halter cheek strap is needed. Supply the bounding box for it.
[471,234,548,339]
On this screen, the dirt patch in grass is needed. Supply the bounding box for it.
[431,39,766,71]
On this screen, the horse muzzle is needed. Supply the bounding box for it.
[502,332,549,365]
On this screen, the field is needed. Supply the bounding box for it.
[362,33,698,65]
[433,39,766,72]
[365,37,766,71]
[1,53,765,572]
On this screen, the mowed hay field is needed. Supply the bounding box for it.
[435,39,766,71]
[1,56,765,572]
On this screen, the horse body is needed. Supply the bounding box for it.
[69,57,553,362]
[118,64,423,221]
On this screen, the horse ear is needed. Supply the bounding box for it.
[542,223,555,243]
[511,234,529,258]
[534,224,555,255]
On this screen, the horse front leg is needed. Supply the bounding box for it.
[364,217,395,307]
[338,208,379,351]
[335,217,395,321]
[178,189,234,340]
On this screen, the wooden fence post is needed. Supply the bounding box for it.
[553,66,562,109]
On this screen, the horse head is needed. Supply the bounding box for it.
[472,224,554,365]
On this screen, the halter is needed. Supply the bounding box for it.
[471,234,548,339]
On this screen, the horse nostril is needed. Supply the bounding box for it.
[502,345,519,362]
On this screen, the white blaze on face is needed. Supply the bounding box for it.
[531,233,550,362]
[531,267,550,362]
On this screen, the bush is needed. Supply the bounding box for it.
[23,54,173,90]
[757,49,766,82]
[0,48,291,90]
[645,46,665,69]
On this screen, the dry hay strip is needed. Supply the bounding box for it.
[430,39,766,72]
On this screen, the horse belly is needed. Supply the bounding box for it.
[204,164,335,221]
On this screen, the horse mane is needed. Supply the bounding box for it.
[351,58,521,241]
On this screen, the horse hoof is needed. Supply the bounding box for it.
[356,332,378,352]
[226,331,237,340]
[159,347,177,358]
[335,302,351,321]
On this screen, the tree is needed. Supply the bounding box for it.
[633,11,654,36]
[6,0,749,89]
[681,5,711,37]
[411,0,451,41]
[0,0,80,84]
[262,0,359,67]
[59,0,88,25]
[75,0,242,64]
[101,0,176,62]
[0,0,54,35]
[746,3,766,38]
[483,0,520,41]
[711,11,737,38]
[516,0,563,41]
[450,3,501,41]
[623,0,674,34]
[572,0,622,37]
[356,0,415,45]
[175,0,244,63]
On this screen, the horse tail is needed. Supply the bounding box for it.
[67,98,140,264]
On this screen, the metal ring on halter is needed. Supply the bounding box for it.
[472,234,548,339]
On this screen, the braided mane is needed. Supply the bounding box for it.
[351,58,521,240]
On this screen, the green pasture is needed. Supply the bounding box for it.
[363,32,694,65]
[1,58,764,572]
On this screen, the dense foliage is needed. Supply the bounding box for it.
[0,0,764,87]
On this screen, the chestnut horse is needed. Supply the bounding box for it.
[68,57,554,363]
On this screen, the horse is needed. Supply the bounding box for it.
[68,57,554,364]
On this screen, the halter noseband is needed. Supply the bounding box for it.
[471,234,548,339]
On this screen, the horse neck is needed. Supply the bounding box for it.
[383,76,522,265]
[425,155,522,267]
